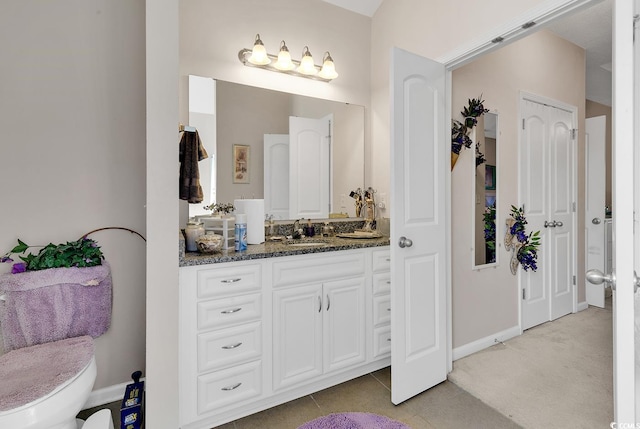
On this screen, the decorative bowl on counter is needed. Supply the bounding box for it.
[196,233,223,253]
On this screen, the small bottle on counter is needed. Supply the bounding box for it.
[185,219,204,252]
[235,214,248,251]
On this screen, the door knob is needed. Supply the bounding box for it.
[544,221,556,228]
[398,236,413,248]
[592,218,601,225]
[586,269,616,290]
[555,221,563,227]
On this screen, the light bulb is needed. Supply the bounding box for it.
[297,46,318,75]
[248,34,271,65]
[274,40,295,71]
[318,52,338,79]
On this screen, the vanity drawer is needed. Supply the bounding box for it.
[197,264,262,299]
[372,249,390,272]
[272,252,365,288]
[372,272,391,295]
[373,295,391,327]
[197,360,262,414]
[373,325,391,358]
[198,293,262,330]
[197,322,262,373]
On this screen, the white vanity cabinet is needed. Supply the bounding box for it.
[179,246,390,429]
[371,249,391,358]
[179,261,266,426]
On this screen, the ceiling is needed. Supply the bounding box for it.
[323,0,612,106]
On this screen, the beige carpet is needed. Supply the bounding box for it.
[449,299,613,429]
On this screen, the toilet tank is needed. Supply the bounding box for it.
[0,261,112,351]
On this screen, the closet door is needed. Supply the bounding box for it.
[520,95,576,330]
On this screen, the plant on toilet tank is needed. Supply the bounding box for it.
[0,233,112,351]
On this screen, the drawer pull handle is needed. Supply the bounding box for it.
[221,278,242,283]
[222,342,243,350]
[387,308,391,312]
[221,307,242,314]
[386,338,391,342]
[386,258,391,262]
[221,382,242,391]
[386,281,391,284]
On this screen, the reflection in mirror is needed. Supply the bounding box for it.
[474,112,498,267]
[187,76,365,221]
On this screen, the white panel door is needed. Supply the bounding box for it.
[390,47,447,405]
[264,134,289,220]
[611,0,636,421]
[520,97,576,330]
[548,107,575,321]
[289,116,330,219]
[585,116,606,308]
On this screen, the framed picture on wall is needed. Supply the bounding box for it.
[233,144,250,184]
[485,165,496,190]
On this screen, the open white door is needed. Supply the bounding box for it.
[611,0,635,422]
[585,116,606,308]
[390,47,447,404]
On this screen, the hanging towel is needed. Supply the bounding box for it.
[179,130,209,203]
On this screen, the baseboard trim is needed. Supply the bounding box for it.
[83,378,145,410]
[577,301,588,312]
[452,325,521,361]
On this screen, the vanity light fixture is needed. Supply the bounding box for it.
[238,34,339,82]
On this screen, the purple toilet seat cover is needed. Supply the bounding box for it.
[0,335,94,412]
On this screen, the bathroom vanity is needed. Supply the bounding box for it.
[178,235,390,429]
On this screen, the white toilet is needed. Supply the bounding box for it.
[0,336,112,429]
[0,262,114,429]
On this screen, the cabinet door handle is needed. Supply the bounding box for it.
[221,382,242,391]
[386,338,391,342]
[386,281,391,284]
[387,308,391,312]
[385,258,391,262]
[326,295,331,311]
[318,296,322,313]
[222,342,243,350]
[221,307,242,314]
[221,278,241,283]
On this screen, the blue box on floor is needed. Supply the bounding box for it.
[120,371,144,429]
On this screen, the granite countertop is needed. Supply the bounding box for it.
[179,231,390,266]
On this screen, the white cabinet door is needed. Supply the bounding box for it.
[323,277,366,373]
[273,277,366,391]
[273,283,323,391]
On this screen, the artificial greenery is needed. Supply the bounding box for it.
[451,96,490,159]
[508,205,541,272]
[483,203,496,256]
[1,238,104,273]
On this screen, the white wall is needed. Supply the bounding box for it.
[1,0,146,391]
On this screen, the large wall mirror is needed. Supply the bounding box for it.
[474,112,498,268]
[187,76,364,221]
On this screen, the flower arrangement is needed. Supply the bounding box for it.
[451,96,490,169]
[508,205,541,272]
[1,238,104,274]
[203,202,235,216]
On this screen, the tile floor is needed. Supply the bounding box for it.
[214,367,520,429]
[78,367,520,428]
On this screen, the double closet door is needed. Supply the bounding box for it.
[520,95,576,331]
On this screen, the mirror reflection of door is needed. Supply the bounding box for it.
[474,112,498,267]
